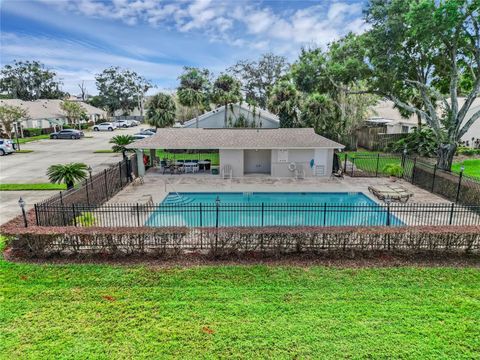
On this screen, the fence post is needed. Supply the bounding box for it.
[60,191,67,226]
[216,202,219,229]
[351,157,355,177]
[455,168,464,203]
[85,181,90,206]
[431,164,437,192]
[136,203,141,227]
[343,153,348,173]
[261,203,264,227]
[449,203,455,225]
[34,204,39,226]
[375,153,380,177]
[386,202,391,226]
[119,162,123,187]
[411,158,417,184]
[199,203,203,227]
[72,204,77,227]
[104,169,109,199]
[323,203,327,226]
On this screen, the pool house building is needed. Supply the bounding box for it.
[127,128,345,178]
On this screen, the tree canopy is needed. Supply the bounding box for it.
[60,101,87,129]
[95,67,152,116]
[146,92,177,129]
[0,60,67,100]
[359,0,480,169]
[211,74,242,127]
[228,53,289,108]
[0,105,29,138]
[268,80,301,128]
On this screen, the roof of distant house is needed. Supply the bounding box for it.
[127,128,344,150]
[0,99,106,119]
[181,103,279,128]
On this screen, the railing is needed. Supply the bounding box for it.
[34,202,480,228]
[35,156,135,225]
[342,153,480,205]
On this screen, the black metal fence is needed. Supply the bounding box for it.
[342,153,480,205]
[34,202,480,228]
[35,156,136,224]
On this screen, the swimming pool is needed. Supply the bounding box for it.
[146,192,403,227]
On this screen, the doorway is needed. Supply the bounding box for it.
[244,149,271,174]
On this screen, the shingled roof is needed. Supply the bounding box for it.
[127,128,344,150]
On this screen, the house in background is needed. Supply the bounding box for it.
[177,103,280,129]
[0,99,107,132]
[128,128,344,178]
[366,98,480,142]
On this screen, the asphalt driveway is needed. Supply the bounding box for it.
[0,127,142,224]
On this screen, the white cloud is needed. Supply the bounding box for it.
[44,0,368,55]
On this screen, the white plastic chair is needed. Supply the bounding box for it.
[221,164,233,179]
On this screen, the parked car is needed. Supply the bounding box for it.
[93,122,117,131]
[50,129,84,139]
[0,139,15,156]
[137,129,156,136]
[114,120,134,128]
[130,120,140,126]
[132,134,150,140]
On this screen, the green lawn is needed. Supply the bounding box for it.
[344,152,403,175]
[0,183,66,191]
[156,149,220,165]
[14,149,34,153]
[0,236,478,359]
[452,159,480,180]
[16,135,50,144]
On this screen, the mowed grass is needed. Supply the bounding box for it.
[0,183,66,191]
[452,159,480,180]
[0,239,479,359]
[17,135,50,144]
[344,152,403,175]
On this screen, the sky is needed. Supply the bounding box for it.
[1,0,369,96]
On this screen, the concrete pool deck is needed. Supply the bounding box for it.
[107,169,450,205]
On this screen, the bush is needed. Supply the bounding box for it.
[382,163,404,177]
[74,212,96,226]
[23,128,43,137]
[387,127,439,157]
[456,147,480,156]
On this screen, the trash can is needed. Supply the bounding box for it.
[211,166,219,175]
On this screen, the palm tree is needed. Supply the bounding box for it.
[268,80,301,128]
[212,74,242,127]
[176,67,210,128]
[47,163,88,190]
[109,134,136,155]
[145,93,176,129]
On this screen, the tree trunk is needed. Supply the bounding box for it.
[416,113,422,129]
[224,103,228,127]
[66,181,74,190]
[196,106,199,128]
[436,143,456,171]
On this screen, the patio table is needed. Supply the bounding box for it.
[183,162,199,173]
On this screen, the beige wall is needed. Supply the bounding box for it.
[244,150,271,173]
[220,148,334,178]
[219,149,244,177]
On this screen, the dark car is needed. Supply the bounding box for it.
[50,129,84,139]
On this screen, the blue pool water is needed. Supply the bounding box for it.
[146,192,403,227]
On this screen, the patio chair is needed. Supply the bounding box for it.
[204,159,211,171]
[294,165,305,180]
[221,164,233,179]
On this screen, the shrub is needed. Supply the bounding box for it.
[456,147,480,156]
[387,127,439,157]
[382,163,404,177]
[23,128,43,137]
[74,212,96,226]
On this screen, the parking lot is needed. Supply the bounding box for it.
[0,126,141,224]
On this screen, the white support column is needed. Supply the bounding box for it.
[136,149,145,176]
[149,149,156,167]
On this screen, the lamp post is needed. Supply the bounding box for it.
[18,197,27,227]
[87,166,93,189]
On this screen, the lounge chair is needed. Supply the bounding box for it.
[221,164,233,179]
[368,184,414,203]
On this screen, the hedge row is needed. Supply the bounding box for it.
[3,225,479,258]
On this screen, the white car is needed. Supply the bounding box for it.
[132,134,150,141]
[0,139,15,156]
[93,122,117,131]
[114,120,133,128]
[130,120,140,126]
